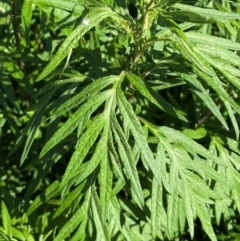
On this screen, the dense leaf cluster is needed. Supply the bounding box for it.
[1,0,240,240]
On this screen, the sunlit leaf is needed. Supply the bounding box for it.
[54,189,91,241]
[126,72,188,121]
[117,89,162,186]
[40,90,112,158]
[1,201,12,238]
[36,6,118,81]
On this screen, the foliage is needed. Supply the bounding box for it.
[1,0,240,240]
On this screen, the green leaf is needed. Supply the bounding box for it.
[172,34,213,76]
[22,229,35,241]
[117,89,162,187]
[159,0,182,8]
[194,197,217,241]
[183,128,207,140]
[110,197,135,241]
[0,78,19,112]
[194,47,240,90]
[223,100,239,140]
[50,75,116,118]
[27,180,60,215]
[178,72,228,130]
[140,118,226,167]
[98,137,112,221]
[157,142,171,193]
[167,149,179,239]
[53,181,86,218]
[12,227,25,241]
[108,132,126,198]
[167,194,179,239]
[61,113,106,188]
[0,230,11,241]
[159,126,225,166]
[126,72,187,122]
[111,115,144,207]
[40,90,112,158]
[36,0,84,14]
[193,63,240,114]
[175,3,240,21]
[69,216,88,241]
[8,90,55,165]
[91,187,110,241]
[21,0,33,46]
[36,75,86,97]
[89,31,102,78]
[36,6,118,81]
[197,43,240,67]
[169,11,215,23]
[1,201,12,238]
[183,181,194,239]
[62,114,111,194]
[187,32,240,51]
[151,177,163,240]
[54,189,91,241]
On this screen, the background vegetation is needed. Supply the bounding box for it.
[1,0,240,240]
